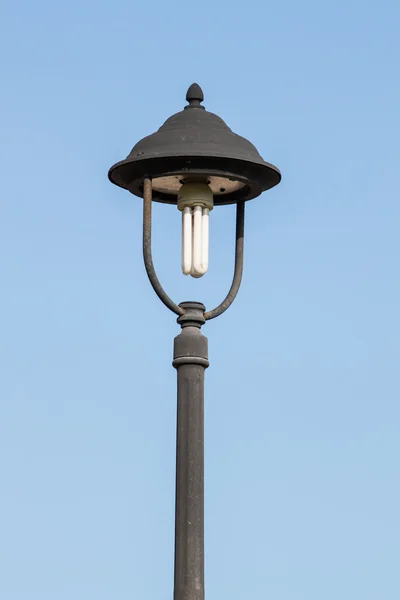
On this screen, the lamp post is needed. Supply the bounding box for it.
[108,83,281,600]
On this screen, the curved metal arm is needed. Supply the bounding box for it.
[143,178,184,316]
[204,201,245,321]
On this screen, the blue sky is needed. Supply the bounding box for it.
[1,0,399,598]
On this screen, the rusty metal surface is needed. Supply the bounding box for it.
[204,201,245,320]
[142,178,184,316]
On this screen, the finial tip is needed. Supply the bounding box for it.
[186,83,204,106]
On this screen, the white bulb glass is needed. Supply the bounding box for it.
[182,206,192,275]
[192,205,204,277]
[201,207,209,272]
[178,182,213,278]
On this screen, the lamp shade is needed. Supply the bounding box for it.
[109,83,281,206]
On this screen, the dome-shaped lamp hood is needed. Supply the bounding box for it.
[108,83,281,206]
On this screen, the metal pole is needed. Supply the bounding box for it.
[173,302,209,600]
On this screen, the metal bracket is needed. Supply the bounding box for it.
[204,200,244,320]
[143,178,184,316]
[142,177,245,321]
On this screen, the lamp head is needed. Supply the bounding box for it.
[108,83,281,206]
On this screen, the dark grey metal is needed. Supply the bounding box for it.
[108,83,281,206]
[132,177,246,600]
[140,178,244,599]
[108,84,282,600]
[142,178,184,316]
[205,201,245,321]
[142,177,245,321]
[173,302,208,600]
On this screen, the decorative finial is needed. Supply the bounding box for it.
[185,83,205,109]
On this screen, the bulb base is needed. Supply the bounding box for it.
[177,182,214,211]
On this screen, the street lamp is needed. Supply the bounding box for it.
[108,83,281,600]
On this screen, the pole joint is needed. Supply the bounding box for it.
[177,301,206,329]
[173,302,209,370]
